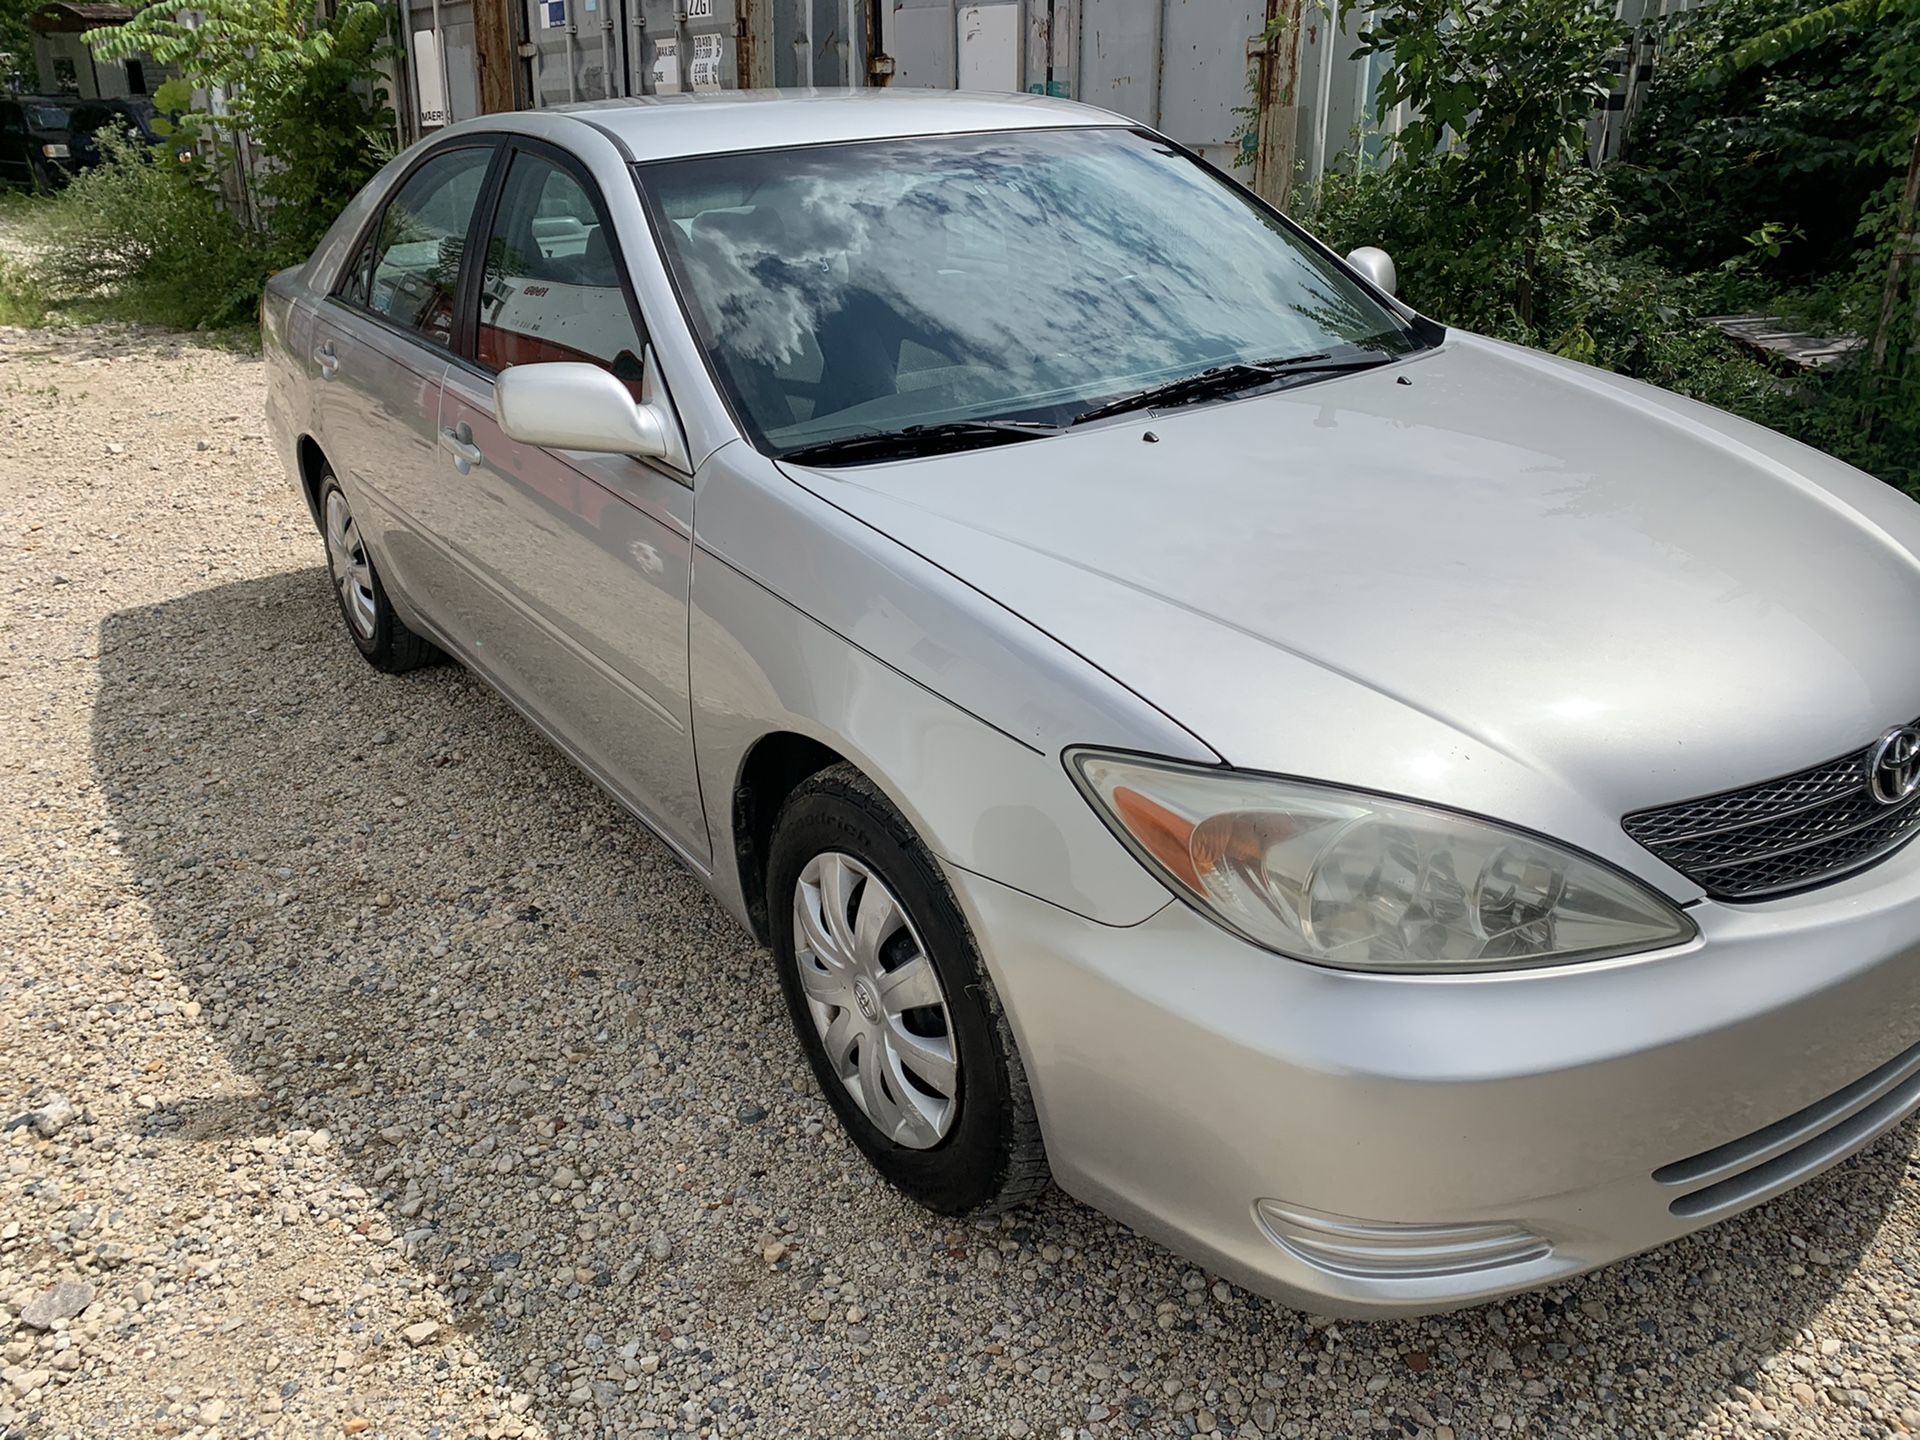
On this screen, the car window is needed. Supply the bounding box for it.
[364,146,494,348]
[25,105,70,131]
[70,104,115,134]
[336,229,377,310]
[475,150,647,393]
[638,127,1422,453]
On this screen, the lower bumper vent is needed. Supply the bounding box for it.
[1653,1038,1920,1219]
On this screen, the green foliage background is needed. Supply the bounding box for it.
[1307,0,1920,492]
[3,0,393,331]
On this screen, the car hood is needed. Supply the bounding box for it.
[778,334,1920,836]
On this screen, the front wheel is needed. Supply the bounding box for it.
[767,764,1049,1214]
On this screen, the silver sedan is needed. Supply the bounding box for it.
[263,90,1920,1317]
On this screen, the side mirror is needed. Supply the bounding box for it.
[1345,245,1398,299]
[496,355,686,469]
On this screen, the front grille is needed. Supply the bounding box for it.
[1623,722,1920,899]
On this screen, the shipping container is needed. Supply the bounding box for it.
[395,0,1315,196]
[388,0,1708,211]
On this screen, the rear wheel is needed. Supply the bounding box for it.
[768,764,1049,1214]
[318,471,436,673]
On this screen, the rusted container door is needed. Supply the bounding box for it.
[769,0,867,86]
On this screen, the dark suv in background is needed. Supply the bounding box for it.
[0,96,162,189]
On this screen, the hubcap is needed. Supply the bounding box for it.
[792,852,959,1149]
[323,489,378,641]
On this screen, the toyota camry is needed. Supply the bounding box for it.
[263,90,1920,1316]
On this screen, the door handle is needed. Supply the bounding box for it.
[440,425,483,472]
[314,342,339,380]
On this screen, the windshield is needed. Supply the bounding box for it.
[26,105,69,131]
[635,127,1423,457]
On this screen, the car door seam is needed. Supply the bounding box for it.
[764,468,1224,767]
[692,542,1046,760]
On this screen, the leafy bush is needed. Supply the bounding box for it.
[1309,0,1920,494]
[1310,156,1784,404]
[1,0,398,329]
[28,132,269,330]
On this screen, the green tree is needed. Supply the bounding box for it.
[0,0,38,88]
[88,0,394,261]
[1343,0,1623,330]
[1617,0,1902,286]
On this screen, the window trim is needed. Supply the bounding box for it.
[324,135,506,366]
[460,134,653,382]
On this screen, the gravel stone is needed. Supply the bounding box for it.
[18,1281,94,1330]
[4,316,1920,1440]
[27,1092,78,1138]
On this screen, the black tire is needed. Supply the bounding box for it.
[767,763,1050,1215]
[317,470,437,674]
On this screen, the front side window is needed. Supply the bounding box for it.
[636,127,1423,455]
[475,150,647,392]
[364,146,493,347]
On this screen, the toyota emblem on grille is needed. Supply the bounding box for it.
[1866,725,1920,806]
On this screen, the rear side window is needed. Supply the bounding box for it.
[363,146,493,348]
[475,150,646,392]
[337,230,376,310]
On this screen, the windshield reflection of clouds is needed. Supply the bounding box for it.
[640,129,1406,447]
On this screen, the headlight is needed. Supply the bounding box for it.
[41,143,70,159]
[1070,751,1695,973]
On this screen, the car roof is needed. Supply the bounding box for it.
[542,88,1129,163]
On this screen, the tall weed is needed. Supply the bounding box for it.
[28,135,268,331]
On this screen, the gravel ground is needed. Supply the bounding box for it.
[3,321,1920,1440]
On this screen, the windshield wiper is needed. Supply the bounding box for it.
[1071,350,1396,425]
[781,419,1060,466]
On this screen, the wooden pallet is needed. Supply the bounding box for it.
[1704,314,1865,371]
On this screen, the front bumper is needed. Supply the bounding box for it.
[946,845,1920,1318]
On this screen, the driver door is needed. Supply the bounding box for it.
[432,141,707,862]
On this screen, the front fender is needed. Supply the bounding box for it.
[689,444,1215,930]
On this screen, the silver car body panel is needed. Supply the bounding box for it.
[261,91,1920,1317]
[689,441,1214,928]
[948,850,1920,1316]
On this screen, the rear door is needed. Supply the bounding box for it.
[435,140,706,859]
[309,140,500,631]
